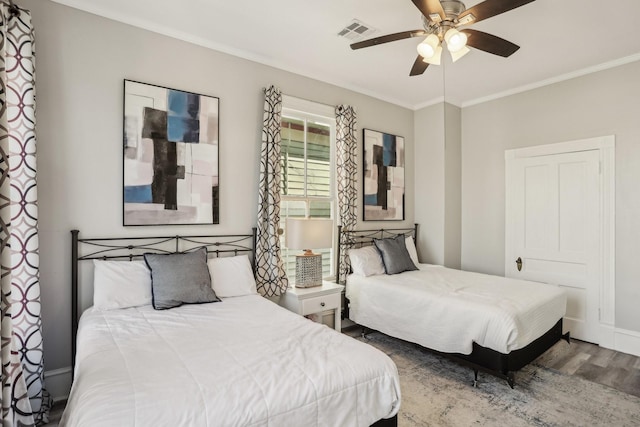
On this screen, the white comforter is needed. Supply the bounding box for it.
[347,264,566,354]
[61,295,400,427]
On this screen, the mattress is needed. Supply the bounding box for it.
[61,295,400,427]
[347,264,566,354]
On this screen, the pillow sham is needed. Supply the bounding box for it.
[207,255,257,298]
[144,247,220,310]
[93,260,152,310]
[405,236,420,266]
[348,246,385,277]
[373,235,418,275]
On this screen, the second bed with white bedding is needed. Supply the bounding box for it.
[347,264,567,355]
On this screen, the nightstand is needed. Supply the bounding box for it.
[279,281,345,331]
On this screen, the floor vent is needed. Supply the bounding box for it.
[337,19,377,42]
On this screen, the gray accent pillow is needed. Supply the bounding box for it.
[373,235,418,275]
[144,247,220,310]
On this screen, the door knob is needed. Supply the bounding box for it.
[515,257,522,272]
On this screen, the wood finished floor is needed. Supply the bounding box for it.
[42,336,640,426]
[540,338,640,398]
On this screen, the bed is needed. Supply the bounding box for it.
[61,230,400,426]
[336,225,570,388]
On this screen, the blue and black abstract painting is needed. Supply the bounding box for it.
[363,129,405,221]
[123,80,219,225]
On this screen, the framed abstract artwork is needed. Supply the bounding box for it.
[123,80,219,225]
[363,128,405,221]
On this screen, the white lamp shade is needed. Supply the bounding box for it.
[422,45,442,65]
[286,218,334,251]
[416,42,434,59]
[416,34,439,59]
[444,28,468,53]
[450,45,470,62]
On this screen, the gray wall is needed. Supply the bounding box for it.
[25,0,415,374]
[414,103,445,264]
[461,60,640,332]
[413,102,461,269]
[444,103,461,270]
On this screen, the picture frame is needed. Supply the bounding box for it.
[123,80,219,225]
[363,128,405,221]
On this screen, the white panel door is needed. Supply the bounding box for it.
[506,150,600,343]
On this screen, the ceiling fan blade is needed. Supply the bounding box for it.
[409,55,430,76]
[411,0,446,21]
[458,0,536,25]
[463,29,520,57]
[350,30,426,50]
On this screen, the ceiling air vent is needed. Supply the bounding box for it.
[337,19,377,42]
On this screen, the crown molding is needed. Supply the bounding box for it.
[461,53,640,108]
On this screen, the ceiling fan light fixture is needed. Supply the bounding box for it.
[416,42,434,59]
[450,45,470,62]
[422,45,442,65]
[444,28,468,52]
[416,33,439,59]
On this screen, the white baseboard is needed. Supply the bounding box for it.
[614,328,640,358]
[44,366,72,403]
[598,323,640,357]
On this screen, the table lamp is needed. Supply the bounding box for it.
[286,218,334,288]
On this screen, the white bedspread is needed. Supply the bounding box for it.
[347,265,566,354]
[61,295,400,427]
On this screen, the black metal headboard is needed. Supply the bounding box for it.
[70,229,257,368]
[335,224,418,284]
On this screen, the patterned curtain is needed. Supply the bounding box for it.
[0,4,51,425]
[335,105,357,283]
[255,85,289,297]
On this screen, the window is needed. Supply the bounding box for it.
[280,96,336,281]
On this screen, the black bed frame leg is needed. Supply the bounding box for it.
[506,372,515,389]
[562,331,571,344]
[473,369,479,388]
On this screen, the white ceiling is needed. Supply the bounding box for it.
[51,0,640,109]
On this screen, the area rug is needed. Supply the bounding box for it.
[361,332,640,426]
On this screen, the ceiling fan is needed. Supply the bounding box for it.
[351,0,537,76]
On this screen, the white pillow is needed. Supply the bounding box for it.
[405,236,420,266]
[207,255,257,298]
[93,260,152,310]
[349,246,385,277]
